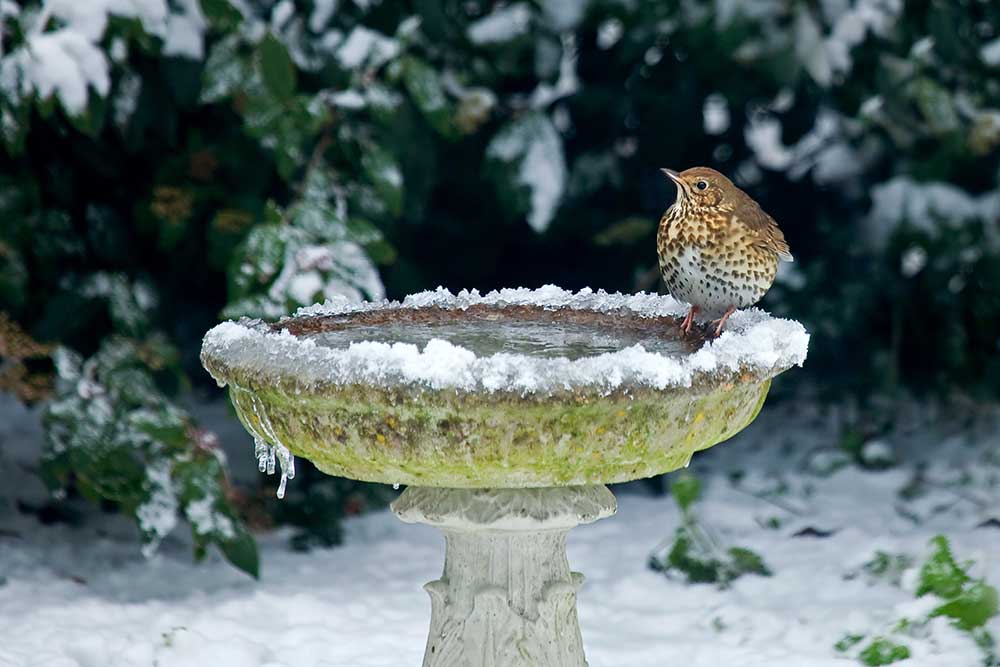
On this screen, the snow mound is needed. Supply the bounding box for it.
[202,286,808,395]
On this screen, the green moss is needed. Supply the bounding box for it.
[227,378,772,488]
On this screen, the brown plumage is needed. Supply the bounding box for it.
[656,167,792,336]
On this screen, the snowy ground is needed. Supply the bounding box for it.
[1,400,998,667]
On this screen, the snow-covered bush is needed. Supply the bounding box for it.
[0,0,579,574]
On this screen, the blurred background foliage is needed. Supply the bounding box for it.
[1,0,998,575]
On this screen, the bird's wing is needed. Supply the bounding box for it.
[732,194,793,262]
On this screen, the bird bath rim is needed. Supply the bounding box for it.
[199,286,808,489]
[201,285,808,398]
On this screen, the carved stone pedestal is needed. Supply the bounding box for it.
[392,486,617,667]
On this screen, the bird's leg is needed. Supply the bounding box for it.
[711,306,736,337]
[680,305,700,334]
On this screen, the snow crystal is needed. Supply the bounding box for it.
[467,3,532,45]
[202,286,809,396]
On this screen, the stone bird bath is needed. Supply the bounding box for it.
[201,286,808,666]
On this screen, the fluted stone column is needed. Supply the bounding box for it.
[392,486,617,667]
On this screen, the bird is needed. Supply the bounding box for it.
[656,167,792,337]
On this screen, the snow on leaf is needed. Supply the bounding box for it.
[162,0,207,59]
[200,34,250,104]
[335,26,399,70]
[486,112,567,233]
[4,30,109,116]
[745,110,862,184]
[865,177,1000,249]
[467,3,532,45]
[309,0,339,32]
[794,8,831,87]
[224,167,385,319]
[137,459,179,558]
[529,34,578,109]
[185,495,236,540]
[1,0,206,120]
[982,37,1000,67]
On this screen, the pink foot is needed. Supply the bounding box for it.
[711,306,736,337]
[680,306,700,334]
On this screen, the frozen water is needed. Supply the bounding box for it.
[236,388,296,499]
[309,319,688,360]
[202,286,809,395]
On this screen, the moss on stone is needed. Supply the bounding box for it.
[227,379,771,488]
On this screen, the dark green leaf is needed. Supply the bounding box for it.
[218,527,260,579]
[258,33,297,102]
[400,57,456,138]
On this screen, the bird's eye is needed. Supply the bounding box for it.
[696,180,708,191]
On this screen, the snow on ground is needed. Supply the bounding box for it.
[1,401,998,666]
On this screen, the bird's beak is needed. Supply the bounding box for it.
[661,168,681,184]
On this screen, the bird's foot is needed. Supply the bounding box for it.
[710,307,736,337]
[680,306,700,334]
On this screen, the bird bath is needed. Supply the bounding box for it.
[201,286,808,666]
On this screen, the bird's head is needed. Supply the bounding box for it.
[661,167,735,209]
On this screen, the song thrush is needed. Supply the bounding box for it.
[656,167,792,337]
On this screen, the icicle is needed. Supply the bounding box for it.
[246,390,297,499]
[266,446,276,475]
[254,437,269,472]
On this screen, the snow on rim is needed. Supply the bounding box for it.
[201,285,809,394]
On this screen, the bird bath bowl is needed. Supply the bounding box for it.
[201,286,808,666]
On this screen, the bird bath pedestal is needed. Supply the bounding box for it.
[201,287,808,666]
